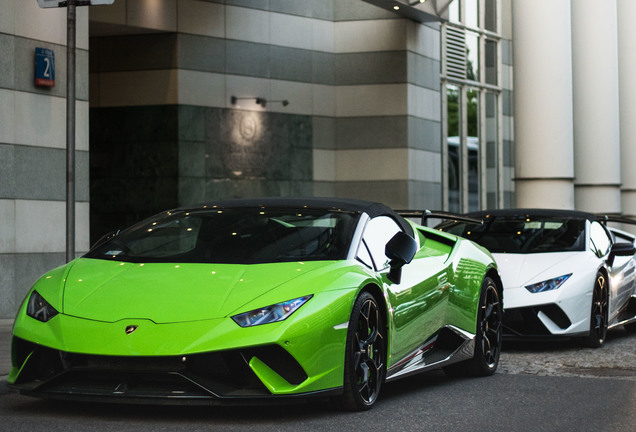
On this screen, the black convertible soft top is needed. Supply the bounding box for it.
[183,197,414,237]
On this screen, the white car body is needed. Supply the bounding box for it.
[438,210,636,344]
[494,240,636,336]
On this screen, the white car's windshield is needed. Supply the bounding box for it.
[440,216,586,254]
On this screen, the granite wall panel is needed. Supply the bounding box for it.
[90,104,313,241]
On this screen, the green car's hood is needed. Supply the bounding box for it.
[61,258,339,324]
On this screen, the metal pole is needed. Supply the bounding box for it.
[66,0,76,262]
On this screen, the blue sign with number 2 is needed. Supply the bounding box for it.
[35,47,55,87]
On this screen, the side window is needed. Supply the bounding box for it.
[356,241,374,269]
[360,216,402,270]
[589,221,611,258]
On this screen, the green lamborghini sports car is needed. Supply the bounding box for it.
[9,198,503,410]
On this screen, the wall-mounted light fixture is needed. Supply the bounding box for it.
[231,96,289,108]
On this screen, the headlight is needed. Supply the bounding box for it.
[525,274,572,293]
[232,295,312,327]
[26,290,59,322]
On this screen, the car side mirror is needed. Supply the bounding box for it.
[385,232,417,284]
[608,242,636,266]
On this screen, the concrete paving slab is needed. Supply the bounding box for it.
[0,319,13,378]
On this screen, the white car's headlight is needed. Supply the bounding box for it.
[525,274,572,293]
[26,290,59,322]
[232,295,312,327]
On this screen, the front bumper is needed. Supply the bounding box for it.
[9,290,355,403]
[503,304,588,338]
[9,337,340,405]
[502,278,594,337]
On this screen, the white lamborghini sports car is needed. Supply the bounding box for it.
[437,209,636,347]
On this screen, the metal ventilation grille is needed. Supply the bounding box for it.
[446,25,467,80]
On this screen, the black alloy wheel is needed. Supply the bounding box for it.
[585,272,608,348]
[444,276,502,377]
[336,291,386,411]
[478,279,503,371]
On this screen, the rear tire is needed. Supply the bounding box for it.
[585,272,608,348]
[444,276,502,377]
[334,291,386,411]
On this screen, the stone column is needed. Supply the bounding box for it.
[571,0,622,214]
[617,0,636,226]
[512,0,575,209]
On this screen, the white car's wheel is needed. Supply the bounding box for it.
[585,272,608,348]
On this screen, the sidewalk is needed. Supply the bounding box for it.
[1,319,13,377]
[0,319,13,395]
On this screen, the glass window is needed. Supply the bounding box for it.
[485,0,497,32]
[466,31,480,82]
[85,208,358,264]
[590,221,612,258]
[467,89,479,212]
[485,39,497,85]
[356,241,374,269]
[361,216,402,271]
[447,84,461,213]
[465,0,479,29]
[443,0,501,212]
[448,0,460,23]
[485,92,498,208]
[439,217,587,254]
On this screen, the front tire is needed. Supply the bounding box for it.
[585,272,608,348]
[335,291,386,411]
[444,276,502,377]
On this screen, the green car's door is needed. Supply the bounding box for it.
[385,229,453,364]
[358,216,452,366]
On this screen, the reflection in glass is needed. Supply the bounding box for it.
[485,39,497,85]
[467,89,479,212]
[440,217,587,254]
[443,0,503,211]
[448,0,460,23]
[85,208,357,264]
[485,0,497,32]
[466,31,479,82]
[485,92,498,208]
[466,0,479,29]
[447,85,461,213]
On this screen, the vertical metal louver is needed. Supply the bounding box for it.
[446,26,467,80]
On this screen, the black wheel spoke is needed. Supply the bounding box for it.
[358,362,369,387]
[484,303,494,320]
[352,351,362,370]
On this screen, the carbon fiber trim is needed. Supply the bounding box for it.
[385,325,475,382]
[10,337,312,403]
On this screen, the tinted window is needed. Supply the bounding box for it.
[355,241,374,269]
[440,216,586,253]
[85,208,358,264]
[361,216,402,270]
[589,221,611,258]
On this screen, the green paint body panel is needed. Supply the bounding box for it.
[9,219,498,399]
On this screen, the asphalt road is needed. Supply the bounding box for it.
[1,323,634,432]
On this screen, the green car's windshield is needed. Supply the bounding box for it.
[85,208,358,264]
[439,216,586,254]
